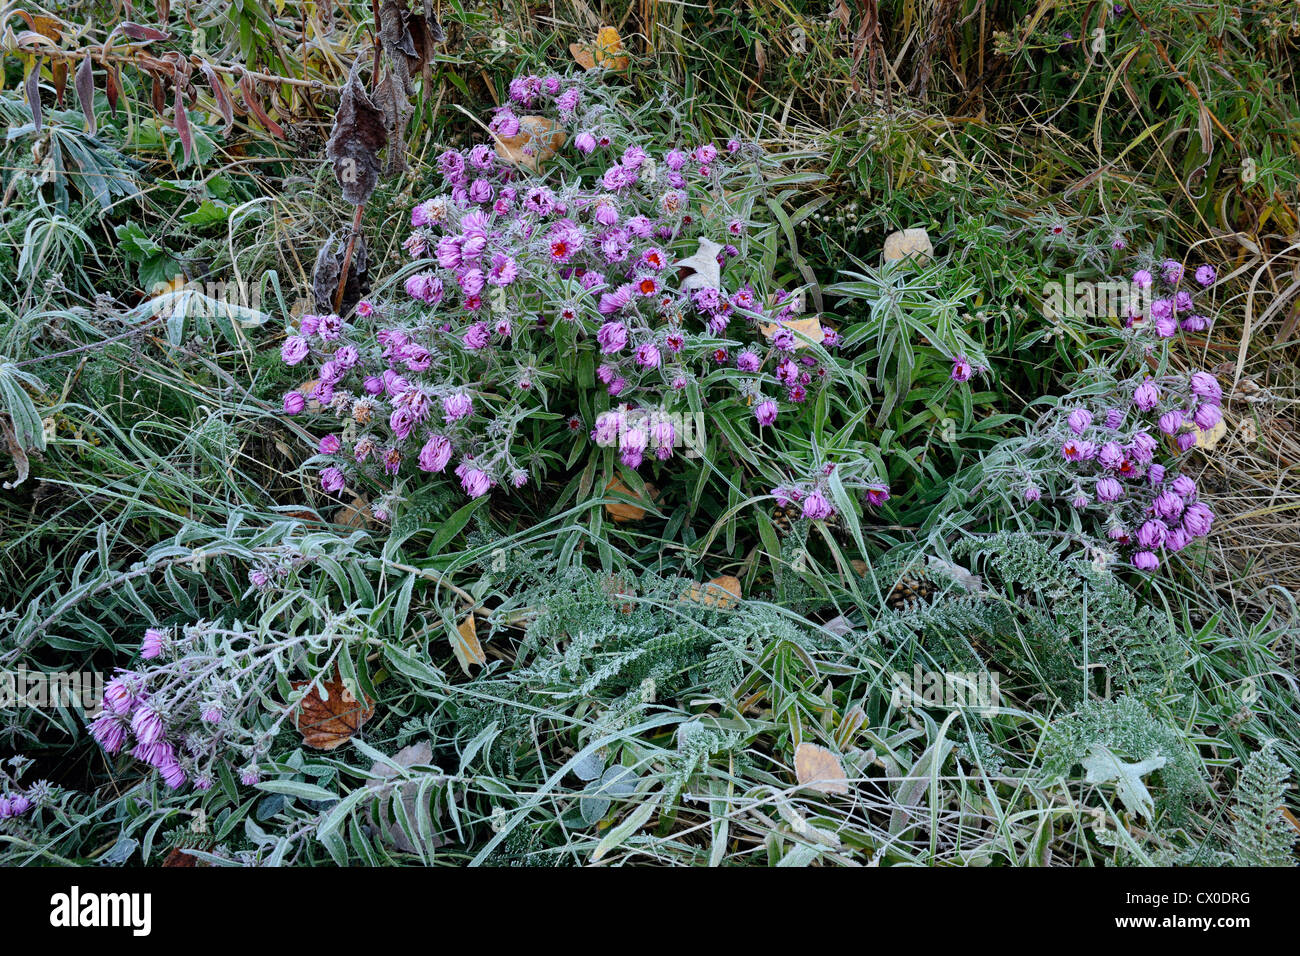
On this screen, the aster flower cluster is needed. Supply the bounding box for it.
[0,790,34,821]
[1009,368,1222,571]
[1122,258,1218,337]
[0,760,53,826]
[280,71,844,512]
[87,621,316,792]
[772,461,890,522]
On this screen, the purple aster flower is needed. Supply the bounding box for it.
[1067,408,1093,435]
[320,466,346,494]
[1137,519,1168,550]
[1190,371,1222,405]
[597,320,629,353]
[1062,439,1096,462]
[1132,381,1160,411]
[1153,490,1185,522]
[158,759,187,790]
[463,322,490,350]
[650,417,676,460]
[281,335,310,366]
[443,391,473,422]
[1158,410,1186,436]
[590,411,621,446]
[1192,404,1222,431]
[1183,502,1214,537]
[460,468,492,498]
[282,391,306,415]
[1195,264,1217,287]
[801,491,835,521]
[754,399,779,427]
[90,713,127,753]
[1132,551,1160,571]
[130,705,166,746]
[1098,441,1126,470]
[1165,527,1190,551]
[141,627,166,660]
[418,435,453,473]
[1095,477,1124,502]
[634,342,661,368]
[950,355,974,382]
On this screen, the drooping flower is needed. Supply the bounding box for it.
[1095,477,1124,502]
[1132,551,1160,571]
[460,467,492,498]
[1132,381,1160,411]
[141,628,167,660]
[90,713,127,753]
[282,391,306,415]
[1182,501,1214,537]
[1153,490,1185,522]
[130,705,166,746]
[801,491,835,521]
[281,335,310,366]
[418,435,453,473]
[597,320,629,353]
[1189,371,1222,405]
[1158,410,1186,436]
[320,466,346,494]
[1192,403,1222,431]
[1137,519,1168,550]
[1067,408,1092,435]
[754,399,779,427]
[442,392,473,423]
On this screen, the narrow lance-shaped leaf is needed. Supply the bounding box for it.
[25,56,43,131]
[199,62,233,133]
[105,60,121,116]
[237,73,285,138]
[74,55,96,133]
[174,84,193,164]
[120,23,171,42]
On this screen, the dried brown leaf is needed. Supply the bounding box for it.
[794,742,850,794]
[291,671,375,750]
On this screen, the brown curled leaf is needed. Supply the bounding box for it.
[326,64,388,204]
[199,61,233,133]
[105,61,121,117]
[173,84,193,164]
[237,73,285,138]
[120,22,171,42]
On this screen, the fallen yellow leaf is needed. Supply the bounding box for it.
[759,315,825,350]
[680,575,742,609]
[570,26,629,71]
[452,612,486,672]
[604,477,657,523]
[794,742,850,794]
[494,115,566,172]
[1194,418,1228,451]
